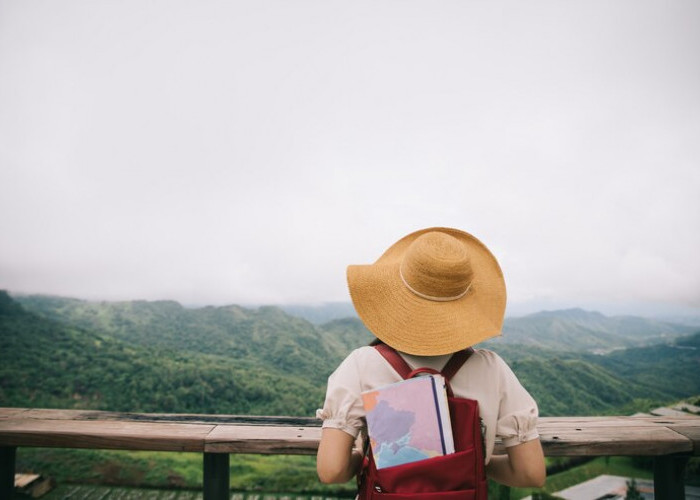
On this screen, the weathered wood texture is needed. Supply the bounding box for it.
[536,415,700,457]
[1,408,699,457]
[0,418,215,452]
[206,424,321,454]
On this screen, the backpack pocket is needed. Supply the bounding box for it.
[370,446,480,494]
[371,489,476,499]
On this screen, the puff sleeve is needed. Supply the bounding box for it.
[315,350,365,438]
[495,355,539,448]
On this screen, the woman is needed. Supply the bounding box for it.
[316,227,546,490]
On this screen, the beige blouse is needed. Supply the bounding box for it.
[316,346,539,464]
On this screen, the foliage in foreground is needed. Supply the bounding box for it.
[17,448,357,496]
[18,449,667,499]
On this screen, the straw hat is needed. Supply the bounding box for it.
[347,227,506,356]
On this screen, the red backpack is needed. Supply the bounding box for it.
[357,343,487,499]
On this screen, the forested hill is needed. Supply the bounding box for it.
[2,292,699,417]
[11,293,373,383]
[496,308,695,352]
[0,291,363,415]
[511,332,700,415]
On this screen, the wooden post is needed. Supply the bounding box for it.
[653,455,688,500]
[203,452,229,500]
[0,446,16,500]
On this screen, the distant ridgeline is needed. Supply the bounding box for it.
[1,290,699,417]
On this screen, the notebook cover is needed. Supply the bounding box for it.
[361,374,454,469]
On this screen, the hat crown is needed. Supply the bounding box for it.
[400,232,474,300]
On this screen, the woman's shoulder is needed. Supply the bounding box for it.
[470,347,510,370]
[344,345,381,361]
[353,345,379,355]
[333,345,385,372]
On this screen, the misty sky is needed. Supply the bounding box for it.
[1,0,699,315]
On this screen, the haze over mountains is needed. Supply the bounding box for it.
[1,291,699,419]
[280,301,694,353]
[495,308,695,352]
[279,301,700,327]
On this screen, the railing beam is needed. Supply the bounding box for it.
[203,452,230,500]
[653,455,688,500]
[1,446,16,500]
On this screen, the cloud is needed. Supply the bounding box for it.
[0,0,698,312]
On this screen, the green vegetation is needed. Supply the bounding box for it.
[7,292,698,418]
[3,291,700,494]
[510,354,699,416]
[43,484,348,499]
[583,334,700,399]
[17,448,356,495]
[17,452,666,499]
[11,294,371,387]
[0,293,325,416]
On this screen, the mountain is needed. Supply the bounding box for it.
[279,302,358,324]
[511,336,700,416]
[296,307,694,355]
[580,332,700,398]
[12,294,358,386]
[315,317,374,353]
[273,302,696,353]
[491,308,694,352]
[4,292,699,418]
[5,291,699,497]
[0,291,328,415]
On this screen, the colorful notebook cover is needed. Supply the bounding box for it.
[361,374,454,469]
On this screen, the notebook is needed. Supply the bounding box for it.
[361,374,454,469]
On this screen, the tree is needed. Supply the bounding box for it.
[625,478,643,500]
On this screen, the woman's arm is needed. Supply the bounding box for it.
[485,438,546,488]
[316,428,364,483]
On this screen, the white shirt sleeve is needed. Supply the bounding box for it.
[315,349,366,438]
[494,354,540,447]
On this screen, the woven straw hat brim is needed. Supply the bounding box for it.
[347,227,506,356]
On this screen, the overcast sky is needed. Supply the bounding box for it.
[1,0,698,316]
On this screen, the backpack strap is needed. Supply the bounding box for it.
[372,342,474,381]
[441,347,475,380]
[373,342,413,379]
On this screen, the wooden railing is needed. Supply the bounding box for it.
[1,408,699,499]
